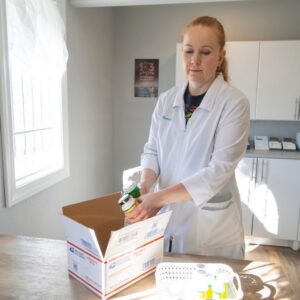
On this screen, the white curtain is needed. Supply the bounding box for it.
[6,0,68,79]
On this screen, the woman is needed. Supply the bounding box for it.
[127,16,250,259]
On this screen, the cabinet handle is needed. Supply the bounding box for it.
[260,160,263,183]
[295,98,300,120]
[261,159,267,183]
[251,159,255,180]
[252,158,257,183]
[298,97,300,120]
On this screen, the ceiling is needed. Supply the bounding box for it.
[69,0,254,7]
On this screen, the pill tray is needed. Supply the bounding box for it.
[155,262,243,300]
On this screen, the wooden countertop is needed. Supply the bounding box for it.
[0,234,295,299]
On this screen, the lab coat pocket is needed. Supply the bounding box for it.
[197,197,242,249]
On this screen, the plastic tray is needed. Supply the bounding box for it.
[155,262,243,300]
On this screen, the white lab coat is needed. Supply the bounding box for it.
[141,74,250,259]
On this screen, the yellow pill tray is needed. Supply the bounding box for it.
[155,262,243,300]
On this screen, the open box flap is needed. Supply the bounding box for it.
[62,192,122,217]
[62,192,124,257]
[104,211,172,260]
[60,214,104,260]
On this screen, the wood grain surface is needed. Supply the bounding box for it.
[245,243,300,300]
[0,234,296,299]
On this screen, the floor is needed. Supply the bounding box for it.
[245,242,300,299]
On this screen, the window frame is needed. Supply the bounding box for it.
[0,0,69,207]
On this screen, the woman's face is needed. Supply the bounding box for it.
[182,25,225,92]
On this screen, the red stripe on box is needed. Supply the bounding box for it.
[67,240,106,263]
[67,235,164,264]
[68,236,163,298]
[109,235,163,262]
[105,266,157,296]
[136,235,164,250]
[68,269,104,296]
[69,265,156,298]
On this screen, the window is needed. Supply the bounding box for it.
[0,0,69,207]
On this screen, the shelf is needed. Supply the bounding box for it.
[245,149,300,160]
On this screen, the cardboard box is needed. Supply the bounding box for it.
[61,192,171,299]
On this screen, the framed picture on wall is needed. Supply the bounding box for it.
[134,59,159,97]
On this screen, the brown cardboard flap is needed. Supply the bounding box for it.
[62,192,123,218]
[93,218,124,255]
[62,192,125,254]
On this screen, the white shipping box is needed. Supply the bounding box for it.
[61,192,171,299]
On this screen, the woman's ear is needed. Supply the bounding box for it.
[219,48,226,65]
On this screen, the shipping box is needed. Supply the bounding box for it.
[61,192,171,299]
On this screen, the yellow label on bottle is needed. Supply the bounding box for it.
[124,201,138,214]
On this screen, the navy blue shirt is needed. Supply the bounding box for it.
[184,87,206,124]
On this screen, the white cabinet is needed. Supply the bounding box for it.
[252,158,300,241]
[236,157,300,243]
[235,158,255,235]
[227,40,300,120]
[176,41,300,121]
[226,42,259,120]
[256,41,300,120]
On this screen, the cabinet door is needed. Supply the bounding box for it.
[226,42,259,120]
[256,41,300,120]
[252,158,300,240]
[235,158,255,235]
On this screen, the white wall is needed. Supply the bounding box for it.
[112,0,300,190]
[0,4,114,239]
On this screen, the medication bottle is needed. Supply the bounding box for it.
[118,194,138,215]
[123,181,141,198]
[206,284,213,299]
